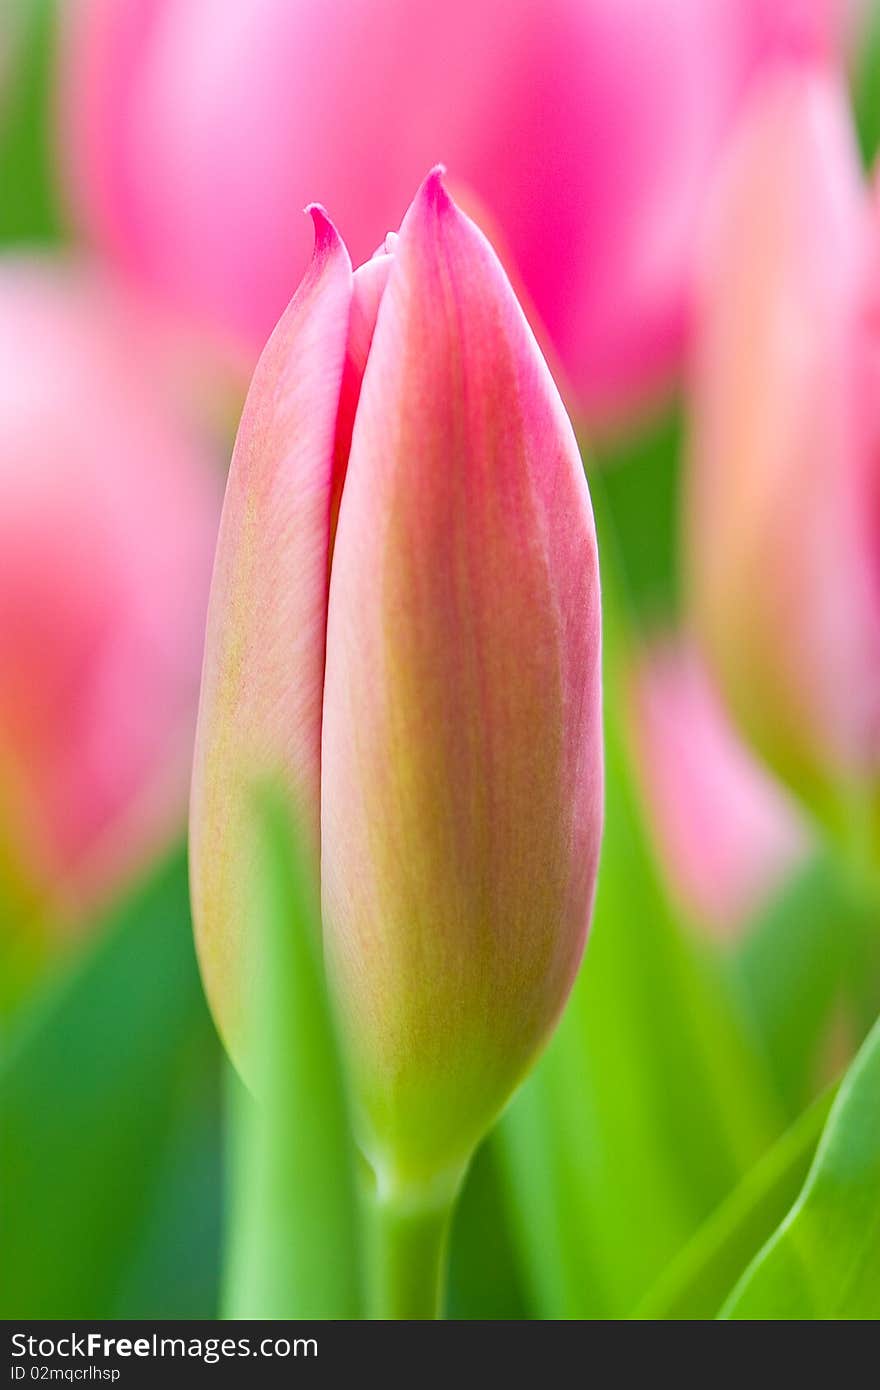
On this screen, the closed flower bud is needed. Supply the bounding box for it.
[190,171,603,1193]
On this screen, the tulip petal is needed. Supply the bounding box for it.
[321,171,603,1187]
[330,251,394,559]
[190,211,352,1064]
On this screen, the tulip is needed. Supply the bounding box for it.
[189,171,603,1294]
[628,637,810,937]
[58,0,854,429]
[683,67,880,839]
[0,260,220,933]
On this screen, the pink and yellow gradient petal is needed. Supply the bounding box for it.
[320,172,603,1186]
[189,211,353,1064]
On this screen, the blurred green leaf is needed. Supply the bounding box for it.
[0,0,63,243]
[732,856,876,1117]
[637,1086,834,1319]
[587,407,683,626]
[722,1014,880,1318]
[853,0,880,168]
[221,786,360,1319]
[0,847,222,1318]
[109,1036,223,1319]
[447,1134,530,1320]
[495,568,784,1319]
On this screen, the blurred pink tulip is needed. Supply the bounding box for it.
[0,260,220,923]
[684,68,880,831]
[190,172,603,1188]
[58,0,855,428]
[628,637,811,938]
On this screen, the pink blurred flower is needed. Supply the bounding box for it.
[57,0,855,429]
[0,260,221,923]
[628,637,811,938]
[684,67,880,830]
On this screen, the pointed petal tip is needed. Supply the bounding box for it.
[304,203,343,259]
[419,164,451,212]
[399,166,458,246]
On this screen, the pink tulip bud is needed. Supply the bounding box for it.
[190,172,603,1190]
[684,67,880,828]
[0,261,220,923]
[628,637,811,938]
[58,0,852,429]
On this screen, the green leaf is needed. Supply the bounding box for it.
[0,848,222,1318]
[637,1087,834,1319]
[732,855,876,1117]
[587,406,683,625]
[722,1014,880,1319]
[0,0,63,244]
[852,0,880,169]
[495,568,784,1319]
[220,785,360,1319]
[109,1037,223,1319]
[446,1134,530,1320]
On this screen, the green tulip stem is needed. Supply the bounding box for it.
[364,1175,460,1320]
